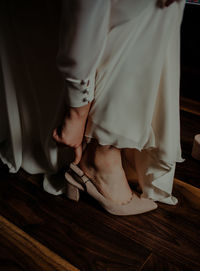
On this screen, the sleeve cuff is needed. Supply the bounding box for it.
[64,72,95,107]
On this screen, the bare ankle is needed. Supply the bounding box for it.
[81,139,122,172]
[79,140,133,204]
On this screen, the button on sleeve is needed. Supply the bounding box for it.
[64,72,95,107]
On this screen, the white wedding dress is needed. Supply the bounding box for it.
[0,0,185,205]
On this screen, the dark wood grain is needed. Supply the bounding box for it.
[139,253,182,271]
[180,97,200,116]
[0,216,78,271]
[0,167,199,271]
[0,169,151,271]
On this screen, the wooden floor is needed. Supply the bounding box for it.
[0,170,199,271]
[0,98,200,271]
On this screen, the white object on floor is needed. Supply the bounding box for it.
[192,134,200,161]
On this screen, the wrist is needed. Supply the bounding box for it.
[67,103,91,119]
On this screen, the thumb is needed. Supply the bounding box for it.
[73,144,82,165]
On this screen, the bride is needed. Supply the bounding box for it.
[0,0,185,215]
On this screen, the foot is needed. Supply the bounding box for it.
[79,139,133,205]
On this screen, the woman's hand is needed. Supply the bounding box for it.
[157,0,182,8]
[53,103,91,165]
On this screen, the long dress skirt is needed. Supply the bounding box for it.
[0,0,185,205]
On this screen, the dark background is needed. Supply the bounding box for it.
[180,3,200,101]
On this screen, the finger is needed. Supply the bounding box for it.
[53,128,58,138]
[52,128,64,144]
[53,124,63,136]
[73,145,82,165]
[165,0,175,7]
[156,0,165,8]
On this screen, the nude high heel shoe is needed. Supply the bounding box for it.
[64,163,158,216]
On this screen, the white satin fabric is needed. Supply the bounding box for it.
[0,0,185,204]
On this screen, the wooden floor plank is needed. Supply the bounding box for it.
[0,167,199,271]
[174,178,200,204]
[139,253,182,271]
[0,170,151,271]
[0,215,79,271]
[180,97,200,116]
[103,178,200,271]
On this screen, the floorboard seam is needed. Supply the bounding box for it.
[137,253,153,271]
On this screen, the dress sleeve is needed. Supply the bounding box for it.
[57,0,111,107]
